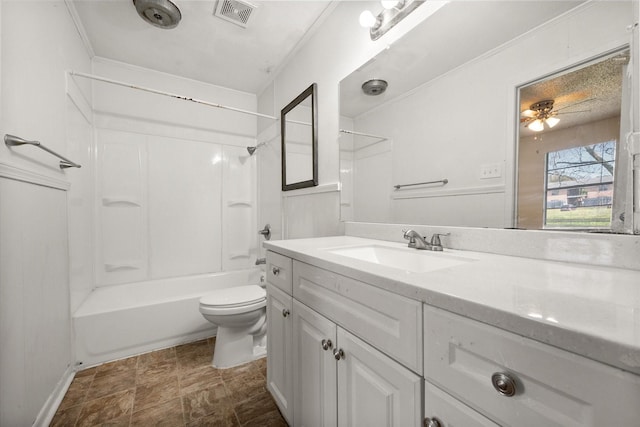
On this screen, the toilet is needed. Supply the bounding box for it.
[199,285,267,369]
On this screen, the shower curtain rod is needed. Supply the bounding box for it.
[339,128,387,141]
[68,70,278,121]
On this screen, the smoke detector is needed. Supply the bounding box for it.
[214,0,257,28]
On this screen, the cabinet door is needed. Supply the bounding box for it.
[266,283,293,424]
[293,300,338,427]
[337,328,422,427]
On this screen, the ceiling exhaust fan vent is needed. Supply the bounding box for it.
[214,0,256,28]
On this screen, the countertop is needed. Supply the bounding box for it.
[264,235,640,375]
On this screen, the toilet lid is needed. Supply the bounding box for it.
[200,285,266,308]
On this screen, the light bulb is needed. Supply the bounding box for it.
[545,116,560,128]
[381,0,400,9]
[528,119,544,132]
[359,10,377,28]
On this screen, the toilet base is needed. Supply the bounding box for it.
[212,326,267,369]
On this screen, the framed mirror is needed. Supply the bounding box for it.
[281,83,318,191]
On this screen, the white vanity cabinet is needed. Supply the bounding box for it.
[265,236,640,427]
[265,250,423,426]
[423,305,640,427]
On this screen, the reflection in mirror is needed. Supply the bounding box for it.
[339,0,636,232]
[516,50,630,232]
[281,83,318,191]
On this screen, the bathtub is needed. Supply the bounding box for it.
[73,269,262,368]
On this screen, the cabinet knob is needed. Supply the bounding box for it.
[424,417,443,427]
[272,267,280,275]
[321,339,333,351]
[491,372,518,397]
[282,308,290,317]
[333,348,345,360]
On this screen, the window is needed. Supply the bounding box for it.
[544,141,615,228]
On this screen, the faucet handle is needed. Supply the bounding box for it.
[429,233,450,247]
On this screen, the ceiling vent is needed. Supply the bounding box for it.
[214,0,256,28]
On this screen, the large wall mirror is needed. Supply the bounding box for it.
[282,83,318,191]
[339,0,637,233]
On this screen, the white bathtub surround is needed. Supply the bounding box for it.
[344,221,640,271]
[264,235,640,375]
[74,269,261,367]
[67,58,262,367]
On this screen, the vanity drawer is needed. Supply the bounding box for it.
[424,305,640,427]
[424,381,499,427]
[293,260,422,374]
[266,251,293,294]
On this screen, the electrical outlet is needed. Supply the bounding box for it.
[480,163,502,179]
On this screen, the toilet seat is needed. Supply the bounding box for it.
[199,285,266,315]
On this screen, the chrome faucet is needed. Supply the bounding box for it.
[403,229,430,250]
[403,230,449,251]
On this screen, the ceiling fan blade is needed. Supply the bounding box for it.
[554,98,595,112]
[555,110,591,115]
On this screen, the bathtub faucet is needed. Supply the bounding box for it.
[255,258,266,265]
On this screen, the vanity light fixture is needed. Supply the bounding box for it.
[360,0,425,41]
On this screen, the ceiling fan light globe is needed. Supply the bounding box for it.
[545,117,560,128]
[528,119,544,132]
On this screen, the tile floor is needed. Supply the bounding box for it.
[50,337,287,426]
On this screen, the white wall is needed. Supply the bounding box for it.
[0,1,92,425]
[258,1,448,238]
[348,2,632,228]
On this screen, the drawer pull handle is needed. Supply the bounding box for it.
[424,417,443,427]
[491,372,517,397]
[333,348,345,360]
[282,309,290,317]
[321,339,333,351]
[272,267,280,275]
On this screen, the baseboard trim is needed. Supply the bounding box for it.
[33,365,76,427]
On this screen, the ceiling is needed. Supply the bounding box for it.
[71,0,335,94]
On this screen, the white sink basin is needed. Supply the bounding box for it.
[326,244,473,273]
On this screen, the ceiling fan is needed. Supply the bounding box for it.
[520,98,592,132]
